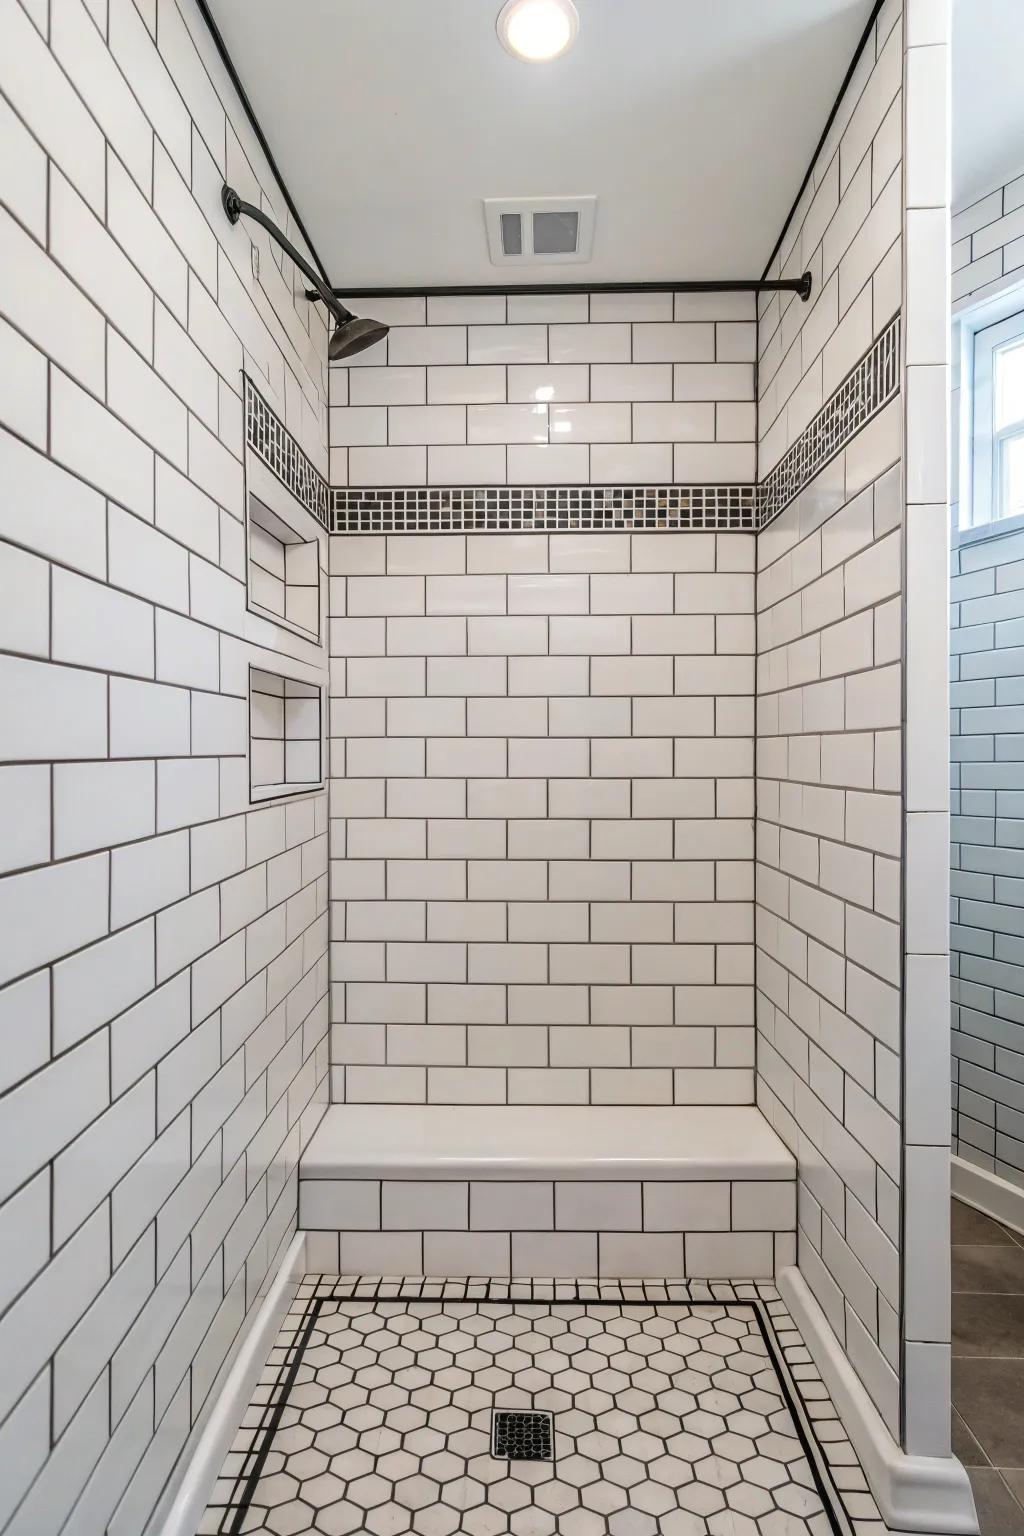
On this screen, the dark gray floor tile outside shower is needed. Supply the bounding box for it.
[952,1197,1024,1531]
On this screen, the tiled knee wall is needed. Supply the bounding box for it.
[951,525,1024,1185]
[755,400,905,1438]
[327,530,756,1106]
[299,1176,796,1279]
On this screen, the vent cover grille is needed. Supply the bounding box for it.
[485,196,595,265]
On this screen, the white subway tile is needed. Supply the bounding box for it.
[633,323,714,362]
[469,325,546,364]
[548,323,629,363]
[0,205,105,392]
[0,0,105,214]
[349,446,426,486]
[592,443,673,483]
[350,366,426,406]
[428,445,506,484]
[468,403,548,444]
[591,364,672,401]
[507,444,589,484]
[508,364,589,402]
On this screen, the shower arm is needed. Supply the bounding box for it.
[221,184,353,332]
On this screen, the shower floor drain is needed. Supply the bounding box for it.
[491,1409,554,1462]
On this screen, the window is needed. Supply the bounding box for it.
[972,308,1024,527]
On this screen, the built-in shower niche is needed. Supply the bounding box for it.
[242,382,326,644]
[249,666,324,802]
[247,496,320,639]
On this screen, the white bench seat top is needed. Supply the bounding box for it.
[302,1104,794,1182]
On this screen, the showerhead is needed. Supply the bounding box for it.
[328,314,389,361]
[218,185,388,367]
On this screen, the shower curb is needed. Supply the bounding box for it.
[154,1232,307,1536]
[779,1267,979,1535]
[952,1154,1024,1238]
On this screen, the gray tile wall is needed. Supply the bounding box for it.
[0,1,330,1528]
[952,168,1024,305]
[951,524,1024,1187]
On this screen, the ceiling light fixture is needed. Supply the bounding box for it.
[497,0,579,62]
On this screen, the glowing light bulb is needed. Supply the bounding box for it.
[497,0,580,62]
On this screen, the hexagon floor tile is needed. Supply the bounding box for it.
[201,1290,876,1535]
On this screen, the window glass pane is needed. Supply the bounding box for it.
[1001,430,1024,521]
[995,338,1024,430]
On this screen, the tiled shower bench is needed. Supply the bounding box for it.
[299,1104,796,1279]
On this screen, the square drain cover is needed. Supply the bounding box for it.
[491,1409,553,1462]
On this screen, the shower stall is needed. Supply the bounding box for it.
[0,1,965,1533]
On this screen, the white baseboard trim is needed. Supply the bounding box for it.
[952,1153,1024,1236]
[157,1230,307,1536]
[778,1268,978,1535]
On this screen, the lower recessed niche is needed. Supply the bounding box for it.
[249,667,324,802]
[247,497,320,639]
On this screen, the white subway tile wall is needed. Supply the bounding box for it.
[758,3,904,474]
[329,531,755,1103]
[328,294,756,487]
[756,413,904,1440]
[754,0,925,1451]
[0,1,330,1529]
[298,1176,797,1279]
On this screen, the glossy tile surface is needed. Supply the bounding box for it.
[202,1279,879,1535]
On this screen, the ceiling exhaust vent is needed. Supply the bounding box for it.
[484,196,596,266]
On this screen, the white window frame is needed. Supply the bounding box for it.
[969,306,1024,530]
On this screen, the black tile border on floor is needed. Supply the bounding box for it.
[211,1280,857,1536]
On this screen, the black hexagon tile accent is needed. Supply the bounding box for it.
[202,1294,864,1535]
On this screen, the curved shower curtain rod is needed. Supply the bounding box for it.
[221,184,389,361]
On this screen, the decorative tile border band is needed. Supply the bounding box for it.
[759,311,901,526]
[244,372,329,530]
[330,482,758,534]
[245,317,900,540]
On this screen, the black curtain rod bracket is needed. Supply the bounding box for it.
[305,274,813,304]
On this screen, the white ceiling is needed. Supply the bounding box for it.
[952,0,1024,209]
[208,0,874,287]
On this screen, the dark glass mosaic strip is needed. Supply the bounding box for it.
[330,482,758,534]
[759,312,901,527]
[491,1409,554,1462]
[247,315,900,541]
[244,373,329,530]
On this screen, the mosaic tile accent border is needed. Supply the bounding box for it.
[759,312,901,527]
[247,317,900,543]
[204,1277,887,1536]
[330,483,759,535]
[244,372,330,530]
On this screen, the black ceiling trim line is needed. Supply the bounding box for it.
[193,0,331,287]
[308,277,813,301]
[760,0,887,284]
